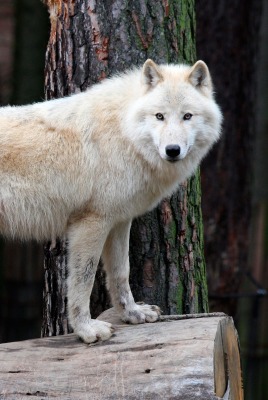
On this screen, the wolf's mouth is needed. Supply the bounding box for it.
[166,157,180,163]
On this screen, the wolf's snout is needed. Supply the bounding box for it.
[165,144,181,159]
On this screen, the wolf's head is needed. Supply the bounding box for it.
[126,59,222,169]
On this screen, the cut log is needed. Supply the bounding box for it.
[0,310,243,400]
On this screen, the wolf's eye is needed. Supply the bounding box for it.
[183,113,193,120]
[156,113,164,121]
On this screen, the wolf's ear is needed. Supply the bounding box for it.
[142,59,163,89]
[188,60,212,95]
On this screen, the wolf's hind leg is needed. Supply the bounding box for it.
[102,221,161,324]
[67,215,113,343]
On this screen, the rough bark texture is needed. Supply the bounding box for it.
[130,173,208,315]
[42,240,68,337]
[42,0,208,336]
[196,0,262,315]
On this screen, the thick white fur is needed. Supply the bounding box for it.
[0,60,222,343]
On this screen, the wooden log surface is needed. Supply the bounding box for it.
[0,310,243,400]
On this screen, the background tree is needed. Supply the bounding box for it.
[196,0,262,315]
[0,0,48,343]
[41,0,209,337]
[196,1,268,399]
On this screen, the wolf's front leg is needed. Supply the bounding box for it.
[67,216,113,343]
[102,221,161,324]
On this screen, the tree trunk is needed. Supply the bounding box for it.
[41,0,208,337]
[196,0,262,315]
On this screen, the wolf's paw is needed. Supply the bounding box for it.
[74,319,114,344]
[121,303,161,324]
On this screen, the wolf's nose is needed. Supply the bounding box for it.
[165,145,181,158]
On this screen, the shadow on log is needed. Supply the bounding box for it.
[0,310,243,400]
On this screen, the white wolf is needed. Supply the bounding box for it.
[0,60,222,343]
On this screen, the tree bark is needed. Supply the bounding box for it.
[41,0,208,337]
